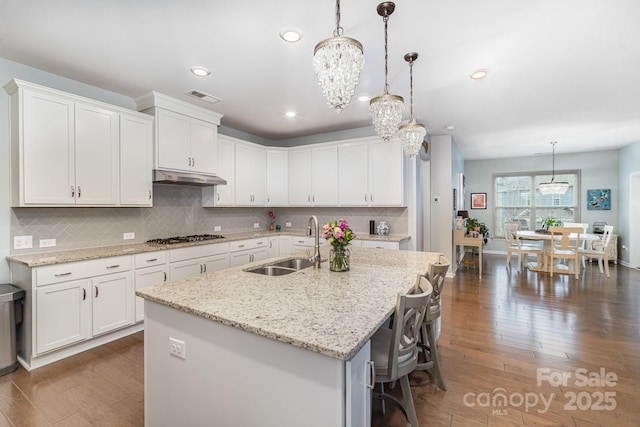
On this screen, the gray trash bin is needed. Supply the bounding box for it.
[0,284,25,376]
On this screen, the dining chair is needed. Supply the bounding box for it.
[578,225,615,277]
[563,222,589,268]
[544,226,583,278]
[415,261,450,391]
[371,275,432,427]
[505,223,542,271]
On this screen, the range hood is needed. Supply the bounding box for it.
[153,169,227,187]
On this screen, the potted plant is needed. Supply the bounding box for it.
[541,216,561,230]
[465,217,490,244]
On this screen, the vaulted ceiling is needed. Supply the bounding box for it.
[1,0,639,159]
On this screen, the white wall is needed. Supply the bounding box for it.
[617,140,640,264]
[464,150,619,253]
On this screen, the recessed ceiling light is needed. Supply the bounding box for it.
[280,29,302,43]
[470,69,488,80]
[358,95,370,102]
[445,125,455,131]
[285,111,297,118]
[190,66,211,77]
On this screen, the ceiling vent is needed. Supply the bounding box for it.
[185,89,222,104]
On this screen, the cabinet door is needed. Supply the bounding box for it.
[214,136,235,206]
[288,148,312,206]
[278,236,294,256]
[36,279,90,354]
[369,139,404,206]
[120,113,153,206]
[156,109,191,171]
[266,150,288,206]
[339,141,369,206]
[228,251,252,267]
[22,89,75,205]
[346,340,372,427]
[235,143,266,206]
[170,259,206,281]
[311,145,338,206]
[92,272,134,336]
[268,237,280,258]
[75,102,119,205]
[135,266,167,322]
[202,254,229,274]
[251,247,269,264]
[190,118,217,174]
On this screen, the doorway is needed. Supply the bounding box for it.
[631,172,640,269]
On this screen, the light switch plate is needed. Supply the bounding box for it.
[14,235,32,249]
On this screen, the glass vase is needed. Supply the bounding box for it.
[329,246,350,272]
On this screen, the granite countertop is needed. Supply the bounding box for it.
[6,230,411,267]
[137,246,444,361]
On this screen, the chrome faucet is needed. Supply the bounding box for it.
[307,215,322,268]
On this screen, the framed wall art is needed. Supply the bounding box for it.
[471,193,487,209]
[587,189,611,210]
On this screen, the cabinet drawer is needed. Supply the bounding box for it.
[360,240,399,250]
[134,251,168,268]
[36,255,132,286]
[170,242,229,263]
[228,238,268,253]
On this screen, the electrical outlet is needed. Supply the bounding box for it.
[39,238,56,248]
[285,222,292,228]
[13,235,32,249]
[169,338,186,360]
[123,232,135,240]
[254,223,260,228]
[214,226,222,232]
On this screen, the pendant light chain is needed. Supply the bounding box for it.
[383,14,390,94]
[409,59,414,121]
[334,0,343,37]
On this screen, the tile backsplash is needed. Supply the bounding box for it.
[10,185,408,254]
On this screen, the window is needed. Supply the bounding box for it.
[493,171,580,238]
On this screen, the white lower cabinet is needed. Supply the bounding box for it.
[92,272,134,336]
[170,254,229,281]
[346,340,372,426]
[36,279,91,354]
[228,238,269,267]
[268,236,280,258]
[134,267,167,322]
[278,235,295,256]
[35,270,134,354]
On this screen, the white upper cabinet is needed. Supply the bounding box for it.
[74,102,119,205]
[120,113,153,206]
[338,137,405,207]
[135,91,223,176]
[4,79,152,207]
[266,149,288,206]
[155,109,217,174]
[211,135,236,206]
[235,142,266,206]
[288,144,338,206]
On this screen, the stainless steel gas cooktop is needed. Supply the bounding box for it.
[146,234,225,245]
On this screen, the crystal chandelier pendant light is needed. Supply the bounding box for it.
[398,52,426,158]
[313,0,364,113]
[538,141,570,195]
[369,2,404,142]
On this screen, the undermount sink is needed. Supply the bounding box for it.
[245,258,315,276]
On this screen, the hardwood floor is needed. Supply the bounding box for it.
[1,254,638,426]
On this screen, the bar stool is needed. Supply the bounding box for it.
[371,275,433,427]
[415,261,449,391]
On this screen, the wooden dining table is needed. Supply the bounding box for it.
[517,230,602,272]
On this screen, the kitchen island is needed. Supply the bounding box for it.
[137,246,443,427]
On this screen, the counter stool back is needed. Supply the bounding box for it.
[415,261,449,391]
[371,275,432,427]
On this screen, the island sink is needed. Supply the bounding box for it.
[244,257,315,276]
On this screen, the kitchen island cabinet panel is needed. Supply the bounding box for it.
[135,266,167,322]
[145,301,354,427]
